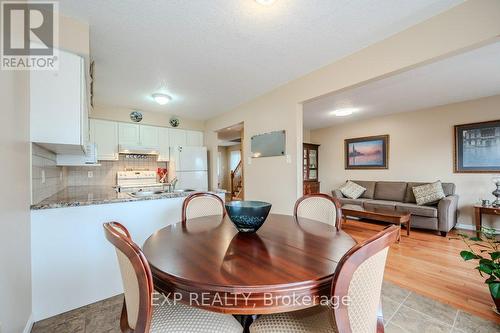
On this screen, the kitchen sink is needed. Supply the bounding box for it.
[129,190,168,197]
[173,189,196,193]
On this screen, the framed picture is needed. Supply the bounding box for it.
[345,135,389,169]
[454,120,500,173]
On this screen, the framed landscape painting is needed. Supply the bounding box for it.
[454,120,500,173]
[345,135,389,169]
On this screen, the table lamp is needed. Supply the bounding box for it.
[493,176,500,207]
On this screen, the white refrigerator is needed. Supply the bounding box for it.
[170,146,208,191]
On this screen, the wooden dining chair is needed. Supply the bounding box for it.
[249,225,399,333]
[294,194,342,230]
[103,222,243,333]
[181,192,226,223]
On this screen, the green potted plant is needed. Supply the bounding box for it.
[455,226,500,314]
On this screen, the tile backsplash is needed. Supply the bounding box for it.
[66,155,167,186]
[31,148,167,204]
[32,144,67,204]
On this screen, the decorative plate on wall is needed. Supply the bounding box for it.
[169,117,180,127]
[130,111,143,122]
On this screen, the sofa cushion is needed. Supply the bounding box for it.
[340,181,366,199]
[404,182,456,203]
[363,200,399,211]
[396,203,438,218]
[442,183,456,197]
[412,181,445,206]
[373,182,408,202]
[339,198,370,206]
[351,180,376,199]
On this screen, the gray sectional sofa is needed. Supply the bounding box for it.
[332,180,459,236]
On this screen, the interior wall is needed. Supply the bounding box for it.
[205,0,500,214]
[217,146,229,190]
[310,94,500,229]
[303,128,311,143]
[91,105,205,131]
[0,69,31,331]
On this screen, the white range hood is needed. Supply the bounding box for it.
[118,144,160,155]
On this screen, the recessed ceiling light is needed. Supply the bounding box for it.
[255,0,276,6]
[331,108,358,117]
[152,93,172,105]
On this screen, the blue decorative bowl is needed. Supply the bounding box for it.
[225,201,272,233]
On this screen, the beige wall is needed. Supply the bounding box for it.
[303,128,311,143]
[205,0,500,214]
[59,15,90,57]
[91,105,205,131]
[0,70,31,331]
[311,95,500,229]
[217,146,229,190]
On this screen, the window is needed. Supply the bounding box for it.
[230,150,241,171]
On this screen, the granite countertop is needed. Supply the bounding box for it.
[31,186,210,210]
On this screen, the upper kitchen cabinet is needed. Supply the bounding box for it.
[186,130,204,146]
[30,49,88,154]
[169,128,187,147]
[158,127,170,162]
[139,125,160,147]
[118,123,140,145]
[90,119,119,160]
[118,123,160,147]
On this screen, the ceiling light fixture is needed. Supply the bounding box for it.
[152,93,172,105]
[331,108,358,117]
[255,0,276,6]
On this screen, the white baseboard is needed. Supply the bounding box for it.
[23,314,33,333]
[454,223,475,231]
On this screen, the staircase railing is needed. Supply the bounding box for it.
[230,160,243,200]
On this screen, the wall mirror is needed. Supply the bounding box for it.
[251,130,286,158]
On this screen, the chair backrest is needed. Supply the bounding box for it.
[103,222,153,333]
[294,194,342,230]
[331,225,399,333]
[181,192,225,223]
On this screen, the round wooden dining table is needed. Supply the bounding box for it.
[142,213,356,315]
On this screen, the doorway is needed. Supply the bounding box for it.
[216,122,244,201]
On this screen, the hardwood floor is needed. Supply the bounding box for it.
[342,219,500,323]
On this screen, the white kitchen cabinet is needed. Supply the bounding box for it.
[169,129,187,147]
[139,125,160,147]
[158,127,170,162]
[90,119,119,160]
[186,130,204,146]
[30,48,88,154]
[118,123,140,145]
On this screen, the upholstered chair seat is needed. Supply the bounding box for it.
[250,226,399,333]
[104,222,242,333]
[294,194,342,230]
[250,306,337,333]
[152,294,242,333]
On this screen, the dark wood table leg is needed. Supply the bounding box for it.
[474,206,482,233]
[406,219,411,237]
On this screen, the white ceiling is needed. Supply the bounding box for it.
[303,41,500,129]
[59,0,462,120]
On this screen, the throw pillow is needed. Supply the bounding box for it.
[412,181,446,206]
[340,181,366,199]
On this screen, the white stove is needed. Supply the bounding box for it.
[116,170,168,193]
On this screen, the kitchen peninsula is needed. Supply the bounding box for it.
[30,185,223,321]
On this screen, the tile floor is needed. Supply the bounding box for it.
[31,281,499,333]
